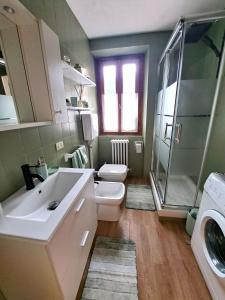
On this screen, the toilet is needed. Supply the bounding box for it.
[98,164,128,182]
[94,181,125,221]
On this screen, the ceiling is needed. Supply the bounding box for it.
[66,0,225,39]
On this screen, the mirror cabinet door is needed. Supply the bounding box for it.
[0,13,34,125]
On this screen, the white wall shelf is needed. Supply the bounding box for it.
[62,61,96,86]
[0,121,52,132]
[67,107,91,111]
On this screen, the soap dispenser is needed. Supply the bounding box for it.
[36,157,48,180]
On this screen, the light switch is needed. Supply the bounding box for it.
[56,141,64,151]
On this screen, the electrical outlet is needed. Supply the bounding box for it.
[55,141,64,151]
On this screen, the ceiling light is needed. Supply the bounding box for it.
[3,6,15,14]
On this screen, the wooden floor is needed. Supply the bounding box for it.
[96,177,211,300]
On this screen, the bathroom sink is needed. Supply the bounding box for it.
[2,170,82,222]
[0,168,94,240]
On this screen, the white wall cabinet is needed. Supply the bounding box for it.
[19,18,68,124]
[39,20,68,123]
[18,20,53,123]
[0,14,34,123]
[0,1,69,130]
[0,178,97,300]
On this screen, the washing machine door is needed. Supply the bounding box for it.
[200,209,225,278]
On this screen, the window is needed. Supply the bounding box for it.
[95,54,144,135]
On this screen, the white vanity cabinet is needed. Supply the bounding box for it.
[0,177,97,300]
[48,177,97,300]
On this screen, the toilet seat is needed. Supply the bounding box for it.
[98,164,128,182]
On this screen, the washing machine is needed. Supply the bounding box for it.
[191,173,225,299]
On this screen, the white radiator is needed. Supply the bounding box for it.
[111,139,129,166]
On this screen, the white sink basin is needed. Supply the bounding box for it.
[0,168,94,240]
[3,171,82,222]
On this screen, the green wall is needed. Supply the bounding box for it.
[201,66,225,187]
[0,0,98,203]
[89,31,171,177]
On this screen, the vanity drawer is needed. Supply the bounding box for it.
[47,178,97,300]
[61,199,97,300]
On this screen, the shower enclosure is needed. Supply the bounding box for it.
[151,11,225,211]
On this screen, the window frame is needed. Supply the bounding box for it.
[95,54,144,135]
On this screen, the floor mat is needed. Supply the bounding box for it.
[81,236,138,300]
[125,184,155,211]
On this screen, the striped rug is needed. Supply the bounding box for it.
[81,236,138,300]
[126,184,155,211]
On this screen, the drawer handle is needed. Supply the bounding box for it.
[76,198,85,212]
[80,230,90,247]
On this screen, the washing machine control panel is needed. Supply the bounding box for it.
[205,173,225,210]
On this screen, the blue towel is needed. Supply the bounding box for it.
[78,145,89,165]
[76,150,85,168]
[71,151,80,168]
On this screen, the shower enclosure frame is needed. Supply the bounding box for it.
[150,10,225,213]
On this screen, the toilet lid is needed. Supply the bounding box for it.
[98,164,127,176]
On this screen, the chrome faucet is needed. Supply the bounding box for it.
[21,164,45,190]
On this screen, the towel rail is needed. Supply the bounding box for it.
[64,145,83,162]
[64,153,74,162]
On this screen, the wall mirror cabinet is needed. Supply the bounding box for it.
[0,0,68,131]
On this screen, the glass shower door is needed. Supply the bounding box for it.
[154,31,183,203]
[152,57,166,181]
[165,18,225,207]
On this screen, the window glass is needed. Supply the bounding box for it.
[121,93,138,132]
[102,94,118,132]
[122,63,136,93]
[103,65,116,94]
[102,65,118,131]
[122,63,138,132]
